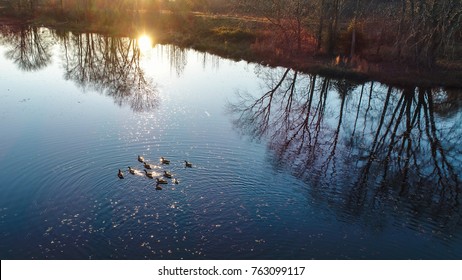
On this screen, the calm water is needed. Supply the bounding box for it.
[0,26,461,259]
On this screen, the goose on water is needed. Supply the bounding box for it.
[118,169,124,179]
[138,155,145,163]
[128,166,136,174]
[163,171,172,178]
[156,178,168,184]
[160,157,170,164]
[144,169,154,179]
[143,162,154,169]
[185,161,192,168]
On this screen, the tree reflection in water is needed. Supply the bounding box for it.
[158,44,188,77]
[0,26,159,112]
[58,32,159,112]
[0,25,52,71]
[228,67,462,234]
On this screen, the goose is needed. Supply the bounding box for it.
[138,155,145,163]
[155,185,163,191]
[184,161,193,168]
[173,178,179,184]
[163,171,172,178]
[144,169,154,179]
[143,162,154,169]
[160,157,170,164]
[118,169,124,179]
[128,166,136,175]
[156,178,168,184]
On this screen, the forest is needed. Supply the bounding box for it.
[1,0,461,86]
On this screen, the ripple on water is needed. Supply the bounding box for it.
[2,40,462,259]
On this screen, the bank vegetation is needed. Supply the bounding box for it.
[1,0,461,87]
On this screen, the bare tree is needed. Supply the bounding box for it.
[237,0,314,54]
[393,0,462,67]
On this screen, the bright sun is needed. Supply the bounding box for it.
[137,35,153,53]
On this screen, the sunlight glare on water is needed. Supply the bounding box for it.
[137,34,153,55]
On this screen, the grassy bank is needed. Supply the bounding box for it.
[1,10,461,89]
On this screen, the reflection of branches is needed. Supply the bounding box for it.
[0,26,159,112]
[228,68,462,234]
[1,25,52,71]
[158,45,188,77]
[432,88,462,118]
[228,68,293,139]
[58,32,159,112]
[198,52,220,72]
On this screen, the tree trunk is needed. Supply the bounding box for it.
[350,26,356,57]
[327,0,340,55]
[350,0,361,58]
[316,0,325,52]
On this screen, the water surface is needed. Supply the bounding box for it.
[0,26,461,259]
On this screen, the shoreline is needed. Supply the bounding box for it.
[1,14,461,89]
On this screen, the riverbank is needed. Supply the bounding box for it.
[1,12,461,89]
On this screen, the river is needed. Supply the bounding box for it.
[0,25,461,259]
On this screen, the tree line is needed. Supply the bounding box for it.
[1,0,233,16]
[236,0,461,68]
[2,0,461,68]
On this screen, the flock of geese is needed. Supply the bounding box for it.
[118,155,193,190]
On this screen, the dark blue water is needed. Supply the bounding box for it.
[0,26,461,259]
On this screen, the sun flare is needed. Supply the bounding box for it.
[137,35,153,53]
